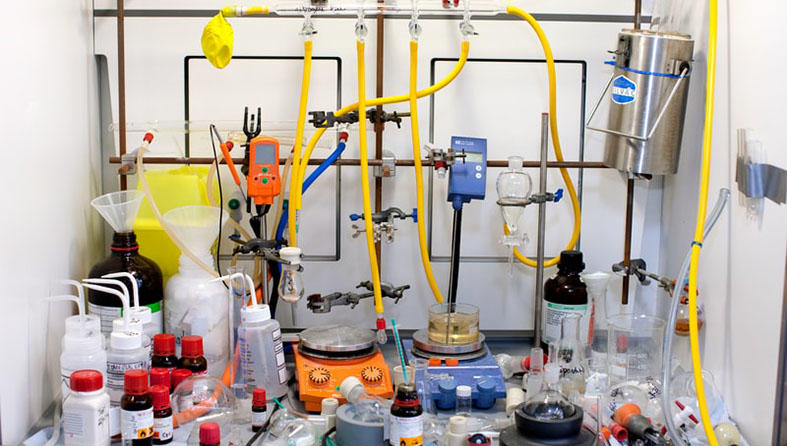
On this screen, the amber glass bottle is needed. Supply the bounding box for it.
[88,232,163,336]
[120,369,154,446]
[542,250,588,351]
[389,384,424,446]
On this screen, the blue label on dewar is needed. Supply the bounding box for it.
[611,75,637,104]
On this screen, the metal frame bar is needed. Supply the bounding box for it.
[428,57,590,263]
[773,248,787,444]
[184,54,343,262]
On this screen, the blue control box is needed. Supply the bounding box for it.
[447,136,487,210]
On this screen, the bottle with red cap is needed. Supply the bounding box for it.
[62,369,111,446]
[179,335,208,375]
[120,369,154,445]
[199,422,221,446]
[149,368,171,391]
[170,369,194,408]
[152,334,178,372]
[251,388,269,432]
[150,385,173,444]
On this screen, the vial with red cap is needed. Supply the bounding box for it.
[62,369,111,446]
[120,369,154,445]
[199,422,221,446]
[152,334,178,372]
[179,335,208,375]
[149,368,171,391]
[150,385,173,444]
[251,388,269,432]
[170,368,194,408]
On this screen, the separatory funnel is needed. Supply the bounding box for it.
[88,190,164,337]
[496,156,533,269]
[163,205,230,378]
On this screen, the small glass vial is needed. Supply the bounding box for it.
[149,368,170,392]
[455,385,472,416]
[251,388,269,432]
[179,335,208,375]
[63,369,111,446]
[150,385,173,444]
[120,369,154,445]
[389,383,424,446]
[152,334,178,372]
[199,422,221,446]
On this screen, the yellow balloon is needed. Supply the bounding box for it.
[201,13,234,69]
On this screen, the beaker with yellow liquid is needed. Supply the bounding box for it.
[427,303,480,345]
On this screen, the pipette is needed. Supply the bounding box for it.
[391,318,408,384]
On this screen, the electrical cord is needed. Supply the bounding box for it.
[209,125,226,279]
[321,426,337,446]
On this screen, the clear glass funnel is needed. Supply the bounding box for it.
[496,156,533,235]
[163,205,228,255]
[90,190,145,233]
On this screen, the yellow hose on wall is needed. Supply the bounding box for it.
[355,40,385,316]
[287,39,314,247]
[506,6,581,267]
[688,0,719,443]
[408,39,444,303]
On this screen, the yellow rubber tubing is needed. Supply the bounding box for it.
[356,40,385,315]
[294,41,471,205]
[506,5,581,267]
[688,0,719,443]
[287,39,313,247]
[409,39,444,304]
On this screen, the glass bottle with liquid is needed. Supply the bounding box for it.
[556,313,586,396]
[389,383,424,446]
[542,250,587,350]
[427,303,479,345]
[523,363,575,421]
[673,282,705,336]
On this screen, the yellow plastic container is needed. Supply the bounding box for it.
[134,166,215,283]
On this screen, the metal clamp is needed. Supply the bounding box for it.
[374,150,396,178]
[585,67,689,142]
[496,189,563,208]
[736,157,787,204]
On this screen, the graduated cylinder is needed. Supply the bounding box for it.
[600,29,694,175]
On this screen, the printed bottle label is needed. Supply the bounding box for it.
[63,402,110,443]
[542,302,588,345]
[272,328,287,384]
[89,301,164,335]
[107,360,148,393]
[62,411,85,439]
[389,414,424,446]
[252,410,269,428]
[153,415,174,441]
[120,407,154,439]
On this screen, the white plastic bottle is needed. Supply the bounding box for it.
[112,317,151,362]
[238,303,288,398]
[61,316,107,401]
[104,272,159,340]
[62,369,111,446]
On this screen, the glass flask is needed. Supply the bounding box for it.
[427,303,479,345]
[525,347,545,397]
[278,247,304,303]
[522,363,576,421]
[496,156,533,268]
[556,314,586,396]
[675,295,705,336]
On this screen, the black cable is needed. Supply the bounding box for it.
[209,125,225,279]
[321,426,337,446]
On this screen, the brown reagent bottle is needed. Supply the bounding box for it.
[178,336,208,375]
[120,369,154,446]
[542,250,588,351]
[150,385,173,444]
[389,383,424,446]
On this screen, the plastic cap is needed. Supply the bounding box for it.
[321,398,338,415]
[241,304,272,324]
[124,369,149,395]
[280,247,302,265]
[449,416,468,434]
[508,156,524,170]
[110,330,142,350]
[151,385,171,410]
[199,422,221,444]
[180,335,204,358]
[153,334,176,356]
[63,332,103,352]
[456,385,472,398]
[149,368,171,388]
[129,306,152,324]
[252,388,267,406]
[70,370,104,392]
[113,317,143,333]
[613,403,642,427]
[544,363,560,384]
[171,369,193,390]
[558,250,585,272]
[339,376,363,399]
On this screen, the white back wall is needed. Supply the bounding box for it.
[93,1,663,334]
[0,0,101,443]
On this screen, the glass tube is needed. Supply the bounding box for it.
[265,0,505,16]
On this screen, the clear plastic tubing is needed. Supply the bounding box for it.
[661,188,730,445]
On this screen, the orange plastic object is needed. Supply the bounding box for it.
[613,403,642,428]
[609,421,628,442]
[293,345,393,412]
[445,358,460,366]
[219,141,242,186]
[428,358,442,367]
[247,136,281,205]
[600,427,611,441]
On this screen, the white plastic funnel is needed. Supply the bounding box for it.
[163,206,228,255]
[90,190,145,233]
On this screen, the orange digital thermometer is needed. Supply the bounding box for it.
[247,136,281,206]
